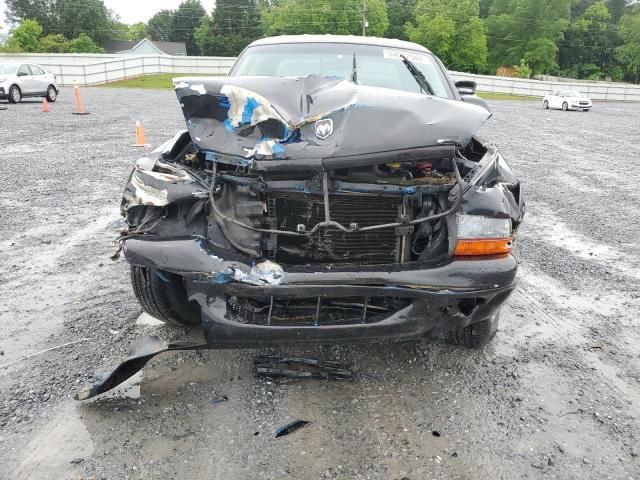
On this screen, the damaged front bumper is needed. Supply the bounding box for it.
[123,236,516,347]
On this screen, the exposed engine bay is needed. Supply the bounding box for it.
[121,75,517,269]
[122,130,505,267]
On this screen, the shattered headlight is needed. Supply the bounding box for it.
[454,214,513,256]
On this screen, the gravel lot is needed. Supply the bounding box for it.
[1,87,639,480]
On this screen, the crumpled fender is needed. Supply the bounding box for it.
[120,133,208,214]
[462,150,525,226]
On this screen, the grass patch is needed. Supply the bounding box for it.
[101,73,217,89]
[476,91,539,101]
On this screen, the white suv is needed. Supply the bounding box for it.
[0,63,59,104]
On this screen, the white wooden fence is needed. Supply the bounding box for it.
[0,53,235,86]
[1,52,639,101]
[449,70,640,102]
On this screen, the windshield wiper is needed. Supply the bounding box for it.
[352,52,358,84]
[400,54,434,96]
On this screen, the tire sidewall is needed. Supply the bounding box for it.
[543,100,548,109]
[9,85,21,103]
[562,102,568,111]
[46,86,57,102]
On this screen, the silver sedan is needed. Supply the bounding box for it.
[0,63,59,104]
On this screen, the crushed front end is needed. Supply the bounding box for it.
[119,76,524,348]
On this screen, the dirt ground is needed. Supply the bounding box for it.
[1,88,639,480]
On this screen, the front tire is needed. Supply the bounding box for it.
[130,265,200,326]
[8,85,21,103]
[562,102,568,111]
[543,100,549,109]
[447,311,500,348]
[46,85,57,102]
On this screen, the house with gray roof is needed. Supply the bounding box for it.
[102,37,187,56]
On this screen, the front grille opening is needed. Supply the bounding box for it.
[268,192,401,265]
[226,295,412,326]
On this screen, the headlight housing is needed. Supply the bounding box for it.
[454,214,513,256]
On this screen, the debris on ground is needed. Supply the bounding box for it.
[75,335,206,400]
[211,395,228,405]
[274,419,312,439]
[254,356,353,380]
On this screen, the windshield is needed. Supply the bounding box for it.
[0,64,17,75]
[230,43,454,99]
[564,90,582,97]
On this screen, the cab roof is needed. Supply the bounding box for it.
[248,35,432,54]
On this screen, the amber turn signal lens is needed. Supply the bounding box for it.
[454,238,513,256]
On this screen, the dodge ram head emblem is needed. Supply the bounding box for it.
[314,118,333,139]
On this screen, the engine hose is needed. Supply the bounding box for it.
[207,155,464,237]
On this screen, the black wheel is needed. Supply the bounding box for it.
[8,85,21,103]
[562,102,568,111]
[543,100,549,109]
[46,85,57,102]
[130,265,200,326]
[447,311,500,348]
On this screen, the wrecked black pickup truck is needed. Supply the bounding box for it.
[120,35,525,350]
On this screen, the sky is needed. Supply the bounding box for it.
[104,0,215,24]
[0,0,216,34]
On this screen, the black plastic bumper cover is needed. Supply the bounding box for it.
[123,236,517,347]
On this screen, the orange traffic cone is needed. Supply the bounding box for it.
[42,97,49,113]
[71,81,90,115]
[132,120,148,147]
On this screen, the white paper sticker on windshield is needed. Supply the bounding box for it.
[383,49,431,64]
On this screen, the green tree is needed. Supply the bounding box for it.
[5,18,43,52]
[562,1,614,79]
[57,0,113,43]
[608,0,631,22]
[38,33,68,52]
[405,0,488,72]
[479,0,493,18]
[147,10,175,42]
[485,0,571,75]
[385,0,417,40]
[170,0,207,55]
[262,0,389,37]
[616,5,640,82]
[128,22,148,41]
[65,32,104,52]
[512,58,532,78]
[5,0,61,33]
[197,0,262,56]
[109,21,130,41]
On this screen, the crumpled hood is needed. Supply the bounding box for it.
[174,76,491,162]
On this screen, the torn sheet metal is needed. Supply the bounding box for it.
[75,335,206,400]
[130,173,169,206]
[220,84,289,130]
[121,166,208,212]
[243,139,286,159]
[173,75,491,161]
